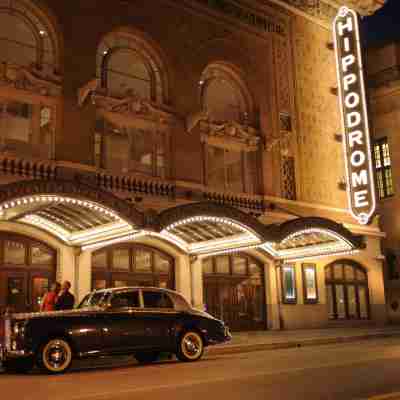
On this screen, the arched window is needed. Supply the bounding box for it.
[200,63,252,124]
[92,244,174,290]
[97,31,166,102]
[202,253,266,331]
[200,63,258,194]
[94,30,170,177]
[0,1,59,160]
[0,0,58,72]
[325,260,370,320]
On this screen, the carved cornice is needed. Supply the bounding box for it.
[78,79,176,127]
[328,0,385,15]
[0,63,62,97]
[199,120,261,150]
[257,0,385,27]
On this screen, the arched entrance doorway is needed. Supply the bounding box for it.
[91,243,174,290]
[325,260,370,320]
[202,253,266,331]
[0,232,57,313]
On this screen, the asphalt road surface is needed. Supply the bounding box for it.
[3,338,400,400]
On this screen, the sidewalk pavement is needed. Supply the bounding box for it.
[206,326,400,355]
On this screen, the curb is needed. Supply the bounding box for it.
[206,331,400,356]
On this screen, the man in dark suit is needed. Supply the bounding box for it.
[55,281,75,310]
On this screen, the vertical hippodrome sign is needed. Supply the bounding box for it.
[333,7,376,225]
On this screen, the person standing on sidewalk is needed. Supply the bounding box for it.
[40,282,61,312]
[55,281,75,310]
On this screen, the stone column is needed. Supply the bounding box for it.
[190,257,204,310]
[174,254,192,304]
[74,249,92,303]
[58,247,76,290]
[265,261,282,330]
[367,257,387,325]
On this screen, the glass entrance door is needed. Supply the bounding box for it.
[6,272,28,313]
[1,271,53,313]
[202,255,266,332]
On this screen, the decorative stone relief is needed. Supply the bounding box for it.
[281,156,297,200]
[78,79,176,127]
[275,37,291,113]
[266,35,295,158]
[265,0,384,23]
[0,63,62,97]
[186,111,261,150]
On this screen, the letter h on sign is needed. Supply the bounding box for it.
[333,7,376,225]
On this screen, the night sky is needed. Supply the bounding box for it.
[361,0,400,47]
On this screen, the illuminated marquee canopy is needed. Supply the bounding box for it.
[333,7,376,225]
[0,179,363,260]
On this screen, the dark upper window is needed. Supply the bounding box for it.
[142,291,173,309]
[97,32,165,103]
[200,64,251,124]
[205,145,258,194]
[110,291,140,308]
[0,0,58,72]
[374,137,394,199]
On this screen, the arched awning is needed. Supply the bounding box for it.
[157,202,268,256]
[0,183,364,260]
[0,180,144,247]
[261,217,363,262]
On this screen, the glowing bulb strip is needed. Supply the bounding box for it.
[163,216,258,239]
[81,231,147,251]
[189,234,260,254]
[21,215,71,242]
[197,244,262,258]
[261,238,354,261]
[281,228,354,248]
[69,221,132,244]
[277,242,352,258]
[0,195,122,221]
[144,231,189,253]
[284,249,360,263]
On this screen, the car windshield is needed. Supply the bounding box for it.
[78,291,109,309]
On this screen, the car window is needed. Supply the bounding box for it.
[142,291,174,309]
[110,291,140,309]
[172,293,191,310]
[78,291,109,309]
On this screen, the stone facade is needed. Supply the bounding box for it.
[367,42,400,324]
[0,0,388,330]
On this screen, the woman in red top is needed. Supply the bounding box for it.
[40,282,61,312]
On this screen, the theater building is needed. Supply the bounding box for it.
[366,39,400,324]
[0,0,387,330]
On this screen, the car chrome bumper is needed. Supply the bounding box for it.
[224,326,232,341]
[0,345,33,362]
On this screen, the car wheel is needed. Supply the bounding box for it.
[176,331,204,362]
[37,338,73,374]
[134,351,160,364]
[3,358,34,374]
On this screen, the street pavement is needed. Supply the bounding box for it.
[3,337,400,399]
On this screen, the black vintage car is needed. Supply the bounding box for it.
[0,287,231,374]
